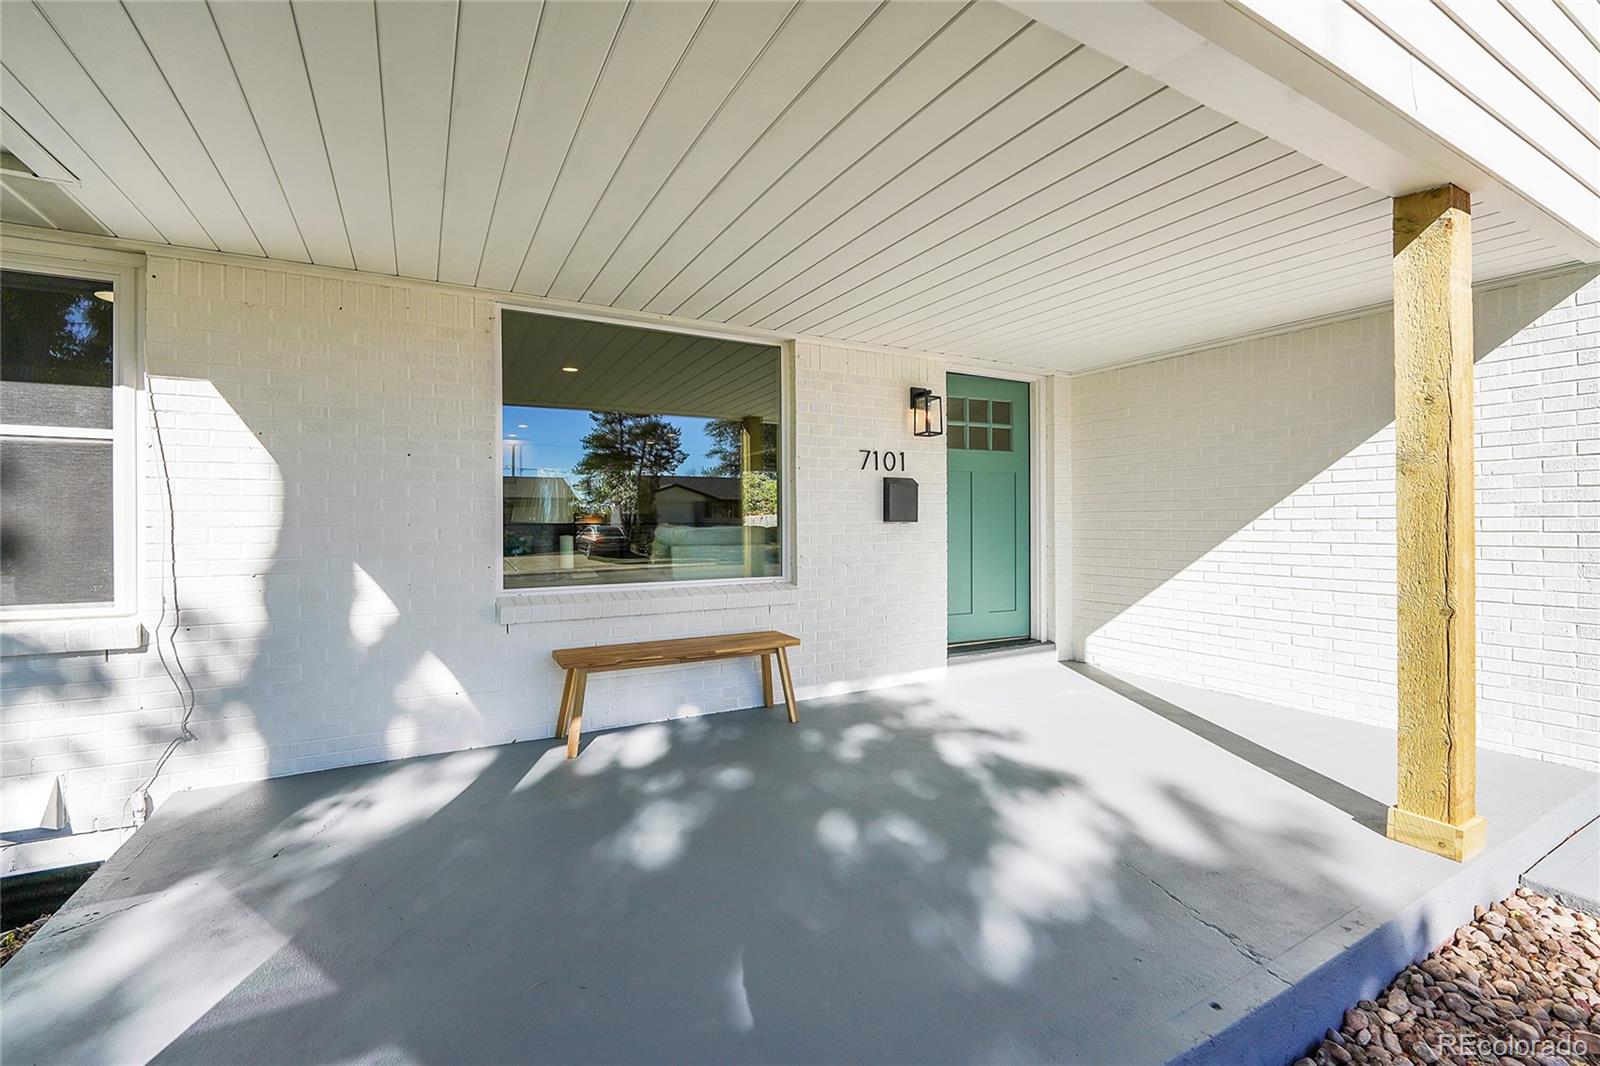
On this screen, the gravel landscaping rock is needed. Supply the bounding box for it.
[0,914,49,969]
[1292,888,1599,1065]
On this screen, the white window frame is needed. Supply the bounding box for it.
[493,302,796,598]
[0,242,142,621]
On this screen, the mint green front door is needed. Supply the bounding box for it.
[947,374,1030,644]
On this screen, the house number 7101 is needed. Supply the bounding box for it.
[859,449,907,471]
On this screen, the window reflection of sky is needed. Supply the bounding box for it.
[65,296,102,345]
[501,405,718,478]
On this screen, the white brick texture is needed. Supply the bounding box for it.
[2,253,950,833]
[9,241,1592,845]
[1070,267,1600,770]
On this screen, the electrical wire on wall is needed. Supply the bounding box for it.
[125,372,198,826]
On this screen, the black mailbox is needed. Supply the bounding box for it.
[883,477,918,522]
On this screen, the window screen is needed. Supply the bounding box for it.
[0,438,114,605]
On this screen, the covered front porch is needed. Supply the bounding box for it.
[6,650,1592,1065]
[3,0,1595,883]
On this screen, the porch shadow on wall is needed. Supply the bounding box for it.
[1071,267,1597,666]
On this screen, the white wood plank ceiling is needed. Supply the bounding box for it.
[0,0,1576,373]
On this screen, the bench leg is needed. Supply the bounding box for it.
[760,654,774,707]
[565,669,589,759]
[775,647,798,725]
[556,668,576,739]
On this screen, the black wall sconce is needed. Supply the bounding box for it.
[910,387,944,437]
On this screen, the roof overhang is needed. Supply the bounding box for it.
[2,0,1590,374]
[1005,0,1600,263]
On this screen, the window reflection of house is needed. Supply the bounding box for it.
[503,476,576,556]
[654,476,741,526]
[651,476,779,575]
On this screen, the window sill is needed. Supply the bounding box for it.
[0,616,147,657]
[497,581,799,626]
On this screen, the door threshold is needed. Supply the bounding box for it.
[947,638,1050,660]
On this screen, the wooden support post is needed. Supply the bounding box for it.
[1389,183,1485,862]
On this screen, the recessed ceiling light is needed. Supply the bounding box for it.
[561,366,579,373]
[507,433,518,439]
[93,290,114,302]
[517,423,528,429]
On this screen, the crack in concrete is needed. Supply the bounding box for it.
[43,893,157,938]
[1123,859,1292,987]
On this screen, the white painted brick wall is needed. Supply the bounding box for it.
[1,253,949,834]
[1070,267,1600,770]
[11,240,1589,848]
[1049,374,1073,657]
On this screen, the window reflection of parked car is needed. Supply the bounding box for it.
[576,525,627,558]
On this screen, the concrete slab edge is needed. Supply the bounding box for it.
[1520,818,1600,918]
[1519,874,1600,919]
[1168,777,1600,1066]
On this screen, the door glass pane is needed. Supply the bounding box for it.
[968,399,989,424]
[992,427,1012,452]
[948,426,966,450]
[1,271,114,429]
[0,436,114,606]
[992,401,1012,425]
[968,426,989,451]
[948,397,966,422]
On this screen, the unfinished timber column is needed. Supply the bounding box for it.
[1388,183,1485,862]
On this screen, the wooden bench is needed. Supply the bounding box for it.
[552,630,801,758]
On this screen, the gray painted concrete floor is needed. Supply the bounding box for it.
[4,653,1595,1065]
[1523,817,1600,916]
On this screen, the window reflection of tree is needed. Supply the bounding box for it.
[1,273,114,388]
[704,418,778,477]
[574,411,686,554]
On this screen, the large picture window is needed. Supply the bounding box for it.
[1,261,134,616]
[501,310,784,591]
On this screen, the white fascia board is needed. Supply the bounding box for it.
[1004,0,1435,193]
[1004,0,1600,263]
[1229,0,1599,259]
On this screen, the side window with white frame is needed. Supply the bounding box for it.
[1,254,138,616]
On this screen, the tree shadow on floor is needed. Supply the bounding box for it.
[5,686,1389,1066]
